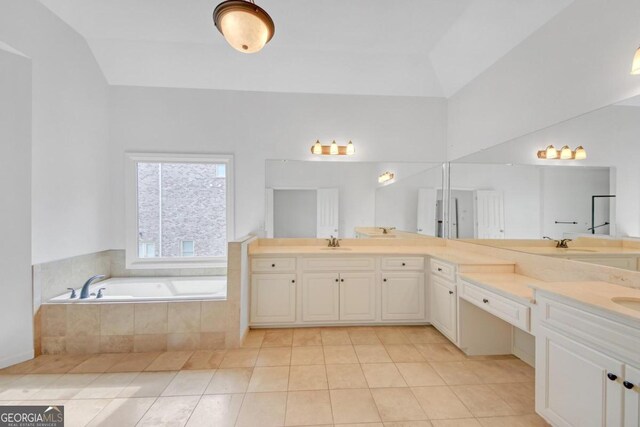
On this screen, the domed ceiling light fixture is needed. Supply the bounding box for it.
[631,46,640,75]
[213,0,275,54]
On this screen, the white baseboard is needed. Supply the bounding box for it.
[0,349,34,369]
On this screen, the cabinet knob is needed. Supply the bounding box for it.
[482,298,489,304]
[383,278,387,282]
[271,264,275,267]
[437,268,443,272]
[402,262,406,266]
[291,280,295,284]
[335,278,339,282]
[449,290,454,295]
[607,373,618,381]
[340,278,344,282]
[623,381,635,390]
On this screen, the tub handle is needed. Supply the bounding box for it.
[67,288,77,299]
[96,288,106,299]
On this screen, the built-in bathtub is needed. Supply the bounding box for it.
[48,276,227,303]
[40,276,233,354]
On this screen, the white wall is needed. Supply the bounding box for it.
[0,44,33,367]
[541,168,610,239]
[375,166,443,232]
[273,190,317,238]
[447,0,640,161]
[109,87,447,245]
[0,1,111,264]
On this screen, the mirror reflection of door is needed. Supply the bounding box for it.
[266,188,340,238]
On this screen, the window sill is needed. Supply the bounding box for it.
[125,257,228,270]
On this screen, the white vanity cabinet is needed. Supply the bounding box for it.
[429,259,457,343]
[534,294,640,427]
[250,273,297,323]
[381,272,425,320]
[339,272,376,321]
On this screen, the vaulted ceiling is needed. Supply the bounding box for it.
[40,0,573,97]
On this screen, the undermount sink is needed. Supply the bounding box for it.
[611,297,640,312]
[320,247,352,251]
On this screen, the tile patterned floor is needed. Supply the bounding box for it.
[0,326,549,426]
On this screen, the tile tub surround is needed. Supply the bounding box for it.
[0,326,549,427]
[40,301,233,354]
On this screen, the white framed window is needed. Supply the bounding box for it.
[125,153,234,269]
[180,240,195,257]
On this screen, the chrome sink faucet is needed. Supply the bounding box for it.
[79,274,106,299]
[326,236,341,248]
[543,236,573,248]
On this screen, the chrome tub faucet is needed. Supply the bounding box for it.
[79,274,106,299]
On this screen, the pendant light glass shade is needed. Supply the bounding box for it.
[632,46,640,75]
[560,145,573,160]
[213,0,275,53]
[346,141,355,155]
[574,146,587,160]
[312,140,322,155]
[329,140,339,155]
[545,145,558,159]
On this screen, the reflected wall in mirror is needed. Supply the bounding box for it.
[265,160,443,239]
[447,94,640,272]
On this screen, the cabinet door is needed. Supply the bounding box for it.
[339,272,376,321]
[250,274,296,324]
[625,365,640,427]
[536,325,624,427]
[381,272,425,320]
[302,273,340,322]
[430,276,456,342]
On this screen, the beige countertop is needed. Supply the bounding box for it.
[354,227,432,239]
[531,281,640,322]
[500,246,640,257]
[249,244,514,266]
[458,272,545,304]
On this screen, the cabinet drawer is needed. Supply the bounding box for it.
[459,280,530,331]
[381,257,425,271]
[430,259,456,281]
[301,257,375,271]
[251,257,296,272]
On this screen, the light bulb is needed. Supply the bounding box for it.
[632,46,640,75]
[329,140,339,155]
[574,146,587,160]
[560,145,573,160]
[346,141,355,155]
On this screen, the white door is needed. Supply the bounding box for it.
[250,274,296,323]
[382,272,425,320]
[475,190,505,239]
[535,325,624,427]
[264,188,274,238]
[302,273,340,322]
[624,365,640,427]
[430,276,457,342]
[339,272,376,321]
[317,188,339,238]
[417,188,437,236]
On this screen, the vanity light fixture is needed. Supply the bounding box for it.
[213,0,275,54]
[632,46,640,75]
[378,171,395,183]
[310,140,356,156]
[536,144,587,160]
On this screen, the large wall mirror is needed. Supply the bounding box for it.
[264,160,443,239]
[445,94,640,271]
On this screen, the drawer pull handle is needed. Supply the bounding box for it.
[607,373,618,381]
[402,262,406,266]
[623,381,634,390]
[271,264,276,267]
[482,298,489,304]
[437,268,443,272]
[449,290,454,295]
